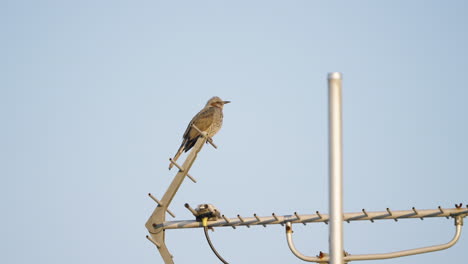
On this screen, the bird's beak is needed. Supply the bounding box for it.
[223,101,231,104]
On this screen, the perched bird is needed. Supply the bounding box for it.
[169,96,230,170]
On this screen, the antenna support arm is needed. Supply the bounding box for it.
[285,216,464,262]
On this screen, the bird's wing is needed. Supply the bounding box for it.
[184,107,215,139]
[181,107,215,151]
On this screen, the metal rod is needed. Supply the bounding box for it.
[316,211,328,224]
[285,217,464,262]
[272,213,284,226]
[272,213,279,221]
[439,206,449,219]
[438,206,444,214]
[285,222,327,263]
[148,193,163,206]
[387,208,398,221]
[345,217,464,261]
[222,215,236,229]
[386,208,392,216]
[316,211,323,220]
[254,213,267,227]
[328,72,344,264]
[191,124,218,149]
[362,209,374,223]
[184,203,198,216]
[158,207,468,229]
[145,136,208,264]
[148,193,176,218]
[238,214,250,227]
[168,158,197,183]
[294,212,301,220]
[295,212,306,225]
[413,207,424,220]
[146,235,161,248]
[185,174,197,183]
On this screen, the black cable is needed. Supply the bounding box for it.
[203,226,229,264]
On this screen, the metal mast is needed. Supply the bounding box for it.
[328,72,344,264]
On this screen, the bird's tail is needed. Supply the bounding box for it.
[169,145,185,170]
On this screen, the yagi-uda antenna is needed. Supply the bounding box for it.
[145,73,468,264]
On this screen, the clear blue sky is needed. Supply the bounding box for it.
[2,1,467,263]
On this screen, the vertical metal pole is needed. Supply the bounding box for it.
[328,72,344,264]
